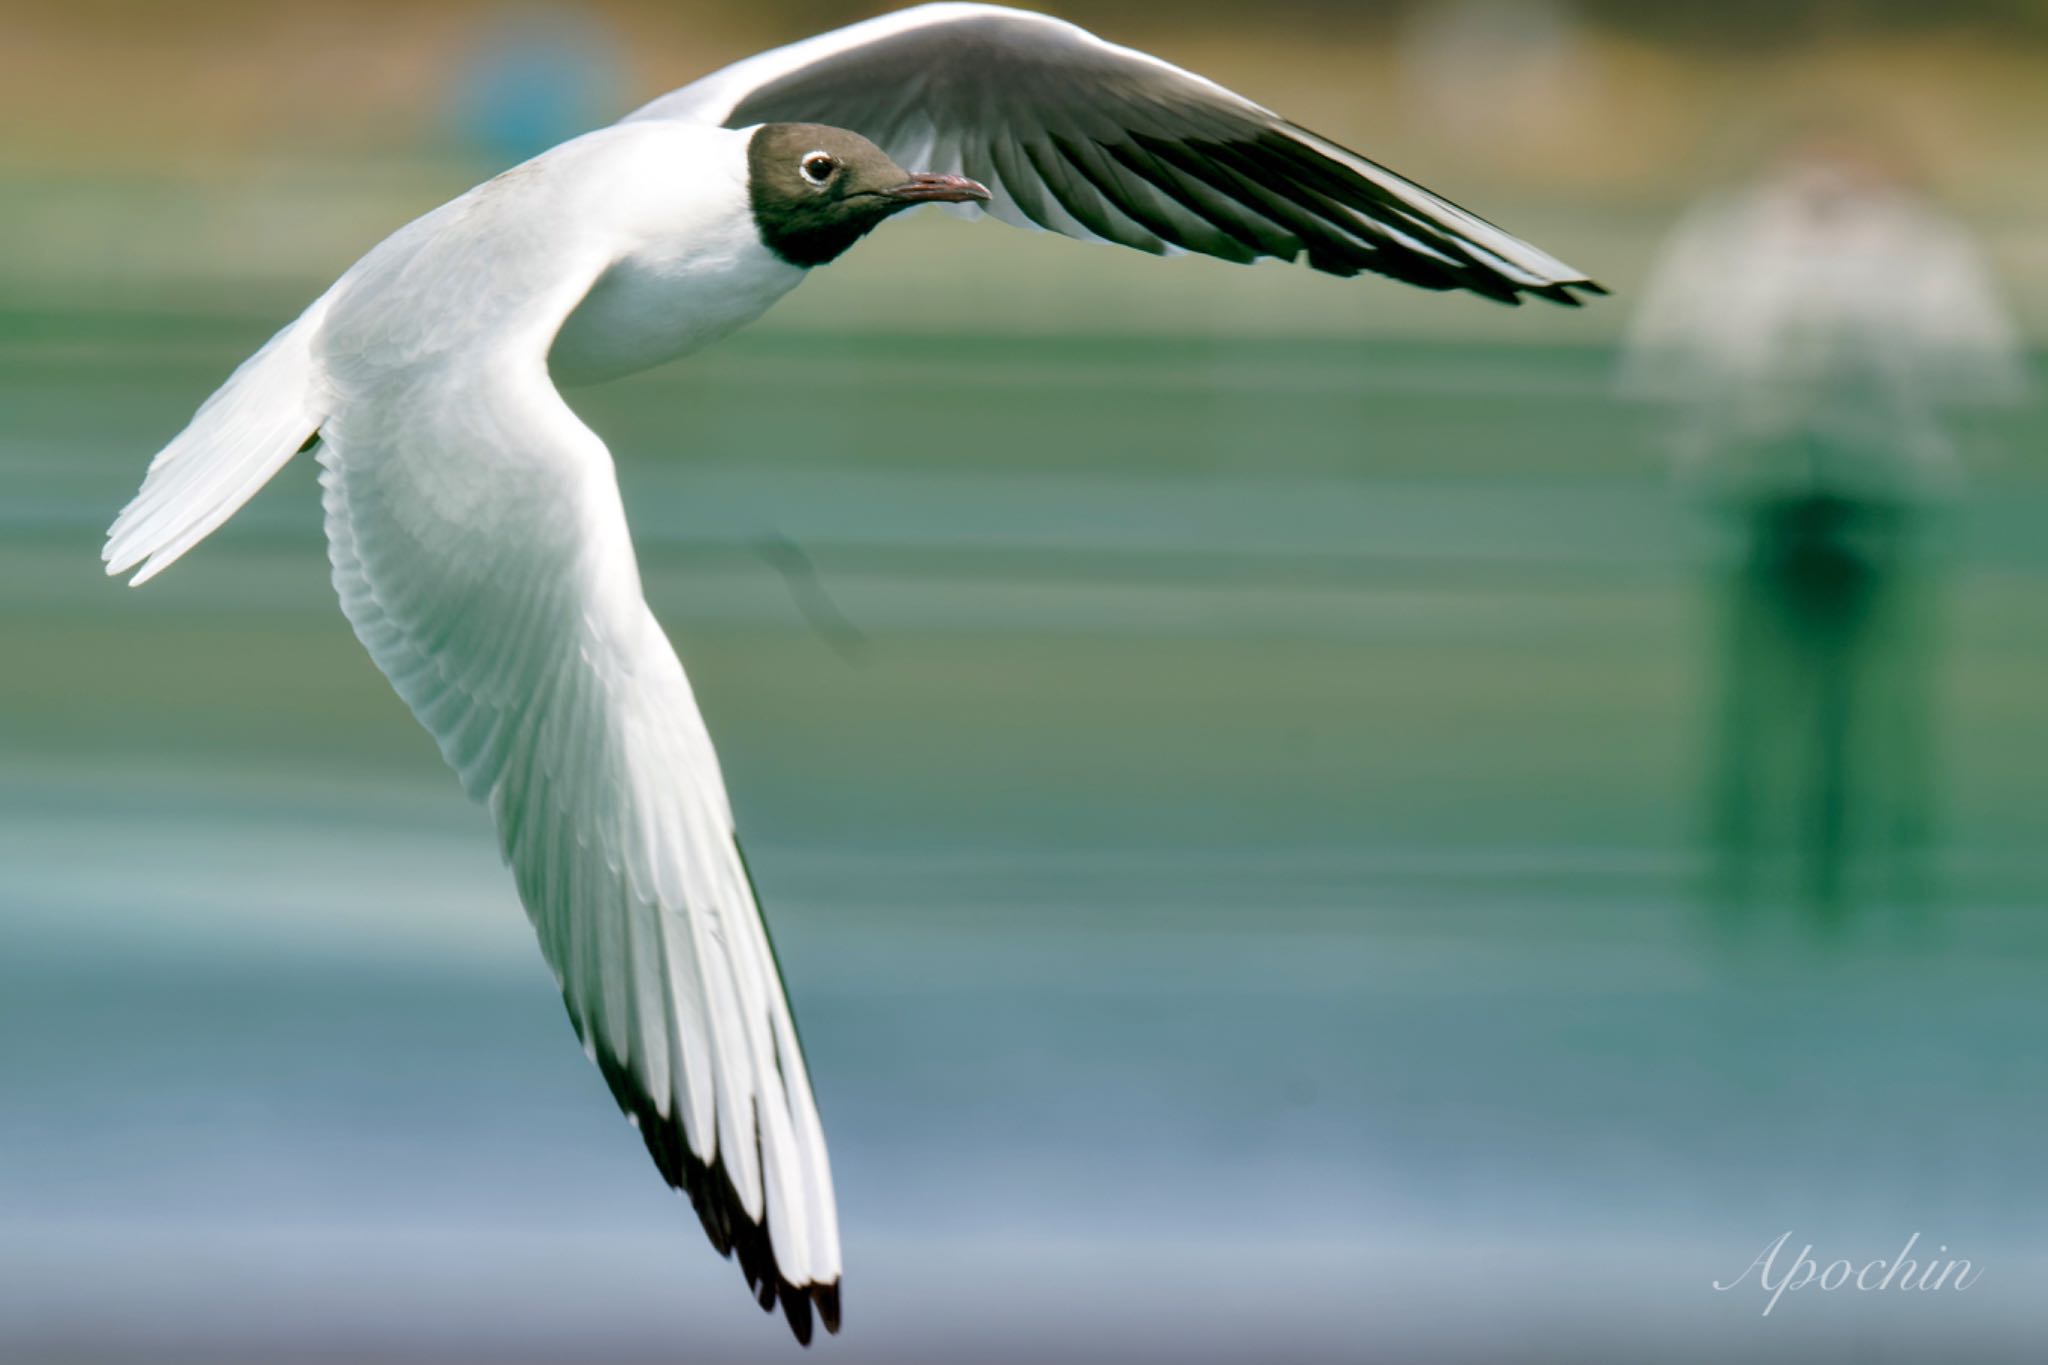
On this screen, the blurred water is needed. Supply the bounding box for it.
[3,313,2046,1361]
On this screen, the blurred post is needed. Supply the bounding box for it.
[1619,135,2030,936]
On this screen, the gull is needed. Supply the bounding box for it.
[103,2,1600,1344]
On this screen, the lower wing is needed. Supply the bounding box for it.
[315,326,841,1342]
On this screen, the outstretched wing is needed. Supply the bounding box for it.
[629,1,1602,305]
[309,164,840,1342]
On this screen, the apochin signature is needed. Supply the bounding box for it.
[1715,1232,1982,1315]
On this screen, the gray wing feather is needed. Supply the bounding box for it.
[629,3,1602,304]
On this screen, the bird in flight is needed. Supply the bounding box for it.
[103,2,1600,1345]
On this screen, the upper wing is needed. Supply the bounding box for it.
[310,170,840,1342]
[628,2,1602,305]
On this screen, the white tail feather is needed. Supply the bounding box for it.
[104,293,333,585]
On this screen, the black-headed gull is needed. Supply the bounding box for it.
[104,2,1599,1344]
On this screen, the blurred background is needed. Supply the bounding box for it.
[2,1,2044,1361]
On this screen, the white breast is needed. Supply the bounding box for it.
[548,124,806,387]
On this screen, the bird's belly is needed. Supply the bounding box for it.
[549,245,803,387]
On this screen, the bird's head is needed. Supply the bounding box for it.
[747,122,989,269]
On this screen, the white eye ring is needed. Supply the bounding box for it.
[799,151,837,185]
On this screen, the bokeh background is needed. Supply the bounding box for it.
[2,2,2044,1361]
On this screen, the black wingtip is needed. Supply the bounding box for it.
[1512,278,1609,308]
[783,1285,814,1344]
[773,1277,843,1346]
[587,1036,842,1345]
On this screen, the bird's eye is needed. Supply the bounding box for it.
[800,152,838,185]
